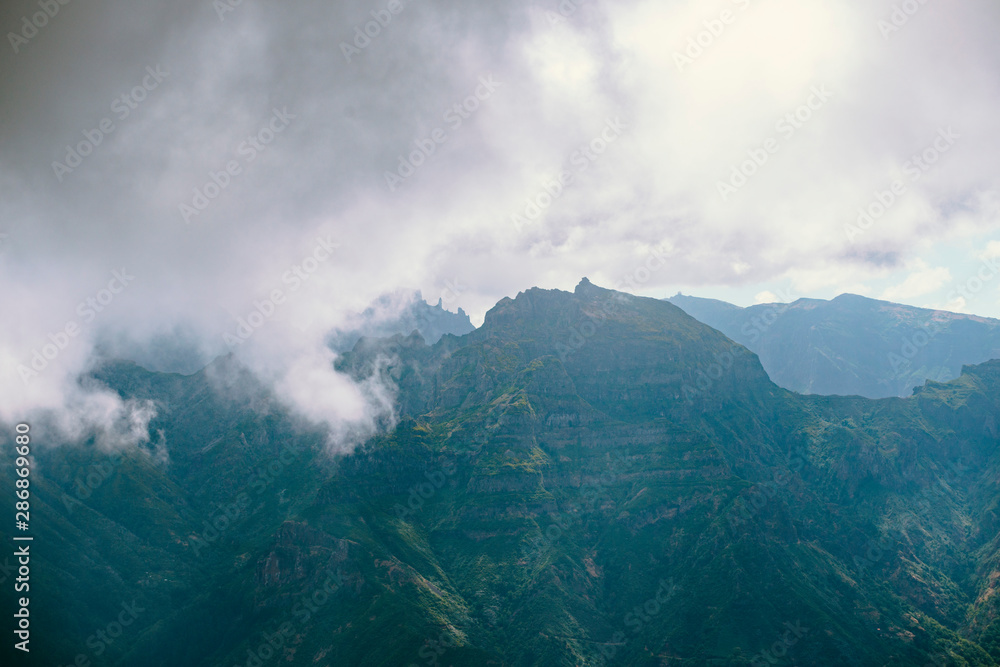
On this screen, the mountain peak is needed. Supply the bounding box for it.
[574,276,621,300]
[831,293,878,305]
[330,290,475,352]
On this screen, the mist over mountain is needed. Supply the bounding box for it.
[668,292,1000,399]
[327,289,475,353]
[93,326,222,375]
[5,280,1000,666]
[3,0,1000,663]
[70,291,473,381]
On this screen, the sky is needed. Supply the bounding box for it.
[0,0,998,446]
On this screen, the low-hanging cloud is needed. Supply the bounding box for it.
[1,0,998,446]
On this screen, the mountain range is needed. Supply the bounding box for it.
[667,292,1000,399]
[4,280,1000,666]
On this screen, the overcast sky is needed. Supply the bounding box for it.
[1,0,998,444]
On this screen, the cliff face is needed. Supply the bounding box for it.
[8,280,1000,666]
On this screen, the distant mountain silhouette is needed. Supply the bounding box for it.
[668,292,1000,398]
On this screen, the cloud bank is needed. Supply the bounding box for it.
[1,0,997,445]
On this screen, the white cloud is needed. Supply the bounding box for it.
[1,0,1000,438]
[754,291,780,304]
[881,264,952,301]
[982,240,1000,261]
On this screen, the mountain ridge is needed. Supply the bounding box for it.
[667,291,1000,399]
[5,280,1000,665]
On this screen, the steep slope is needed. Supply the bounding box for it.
[4,280,1000,666]
[667,292,1000,398]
